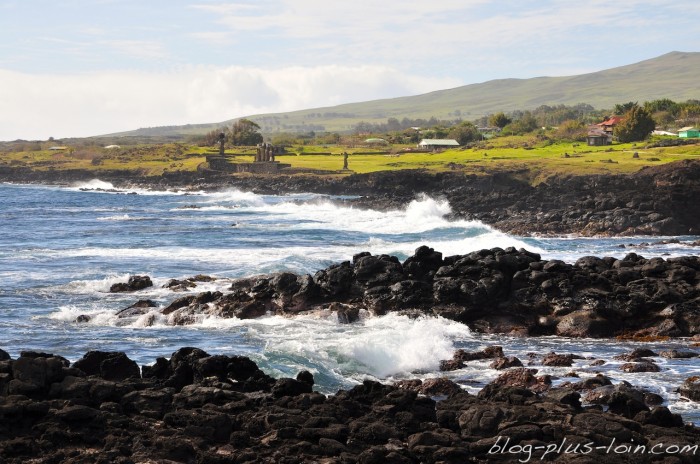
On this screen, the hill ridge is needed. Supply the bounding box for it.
[105,51,699,138]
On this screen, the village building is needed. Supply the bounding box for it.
[586,128,612,146]
[596,116,623,134]
[418,139,460,150]
[678,126,700,138]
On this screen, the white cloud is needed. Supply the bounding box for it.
[0,65,461,140]
[1,0,696,140]
[187,0,694,77]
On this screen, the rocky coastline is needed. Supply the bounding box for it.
[105,245,700,340]
[4,162,700,462]
[2,158,700,236]
[1,347,699,463]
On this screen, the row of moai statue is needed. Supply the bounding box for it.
[255,142,276,162]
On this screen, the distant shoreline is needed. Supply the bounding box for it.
[2,159,700,236]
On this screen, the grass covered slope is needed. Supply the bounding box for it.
[2,136,699,183]
[0,144,211,177]
[272,138,700,182]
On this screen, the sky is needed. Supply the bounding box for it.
[0,0,698,140]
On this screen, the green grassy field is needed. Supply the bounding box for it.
[270,136,700,184]
[2,137,699,183]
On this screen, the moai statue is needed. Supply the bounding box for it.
[218,133,225,156]
[255,143,262,162]
[342,152,349,170]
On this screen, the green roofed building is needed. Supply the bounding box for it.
[678,127,700,138]
[418,139,460,149]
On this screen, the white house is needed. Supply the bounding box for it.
[418,139,460,150]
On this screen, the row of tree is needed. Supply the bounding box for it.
[618,99,700,127]
[200,99,698,147]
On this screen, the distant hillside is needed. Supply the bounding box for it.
[107,51,700,138]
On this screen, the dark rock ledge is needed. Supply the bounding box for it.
[4,158,700,236]
[0,347,698,463]
[122,246,700,339]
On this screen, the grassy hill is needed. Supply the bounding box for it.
[4,136,699,182]
[108,51,700,138]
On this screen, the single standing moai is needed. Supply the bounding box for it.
[218,132,225,156]
[342,152,349,170]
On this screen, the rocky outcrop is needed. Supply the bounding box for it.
[164,275,216,292]
[0,348,697,463]
[109,275,153,293]
[345,160,700,236]
[149,246,700,338]
[680,377,700,402]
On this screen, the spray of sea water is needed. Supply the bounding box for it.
[0,181,698,424]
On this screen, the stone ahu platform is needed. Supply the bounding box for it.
[206,155,291,173]
[206,141,291,173]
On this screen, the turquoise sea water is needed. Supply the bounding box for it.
[1,181,699,424]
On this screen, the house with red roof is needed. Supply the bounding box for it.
[596,116,624,134]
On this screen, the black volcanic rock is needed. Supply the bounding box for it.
[153,245,700,339]
[72,351,140,381]
[0,348,698,463]
[109,275,153,292]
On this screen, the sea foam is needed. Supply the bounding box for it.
[209,312,473,379]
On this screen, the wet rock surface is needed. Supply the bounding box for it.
[150,245,700,338]
[109,275,153,293]
[0,348,698,463]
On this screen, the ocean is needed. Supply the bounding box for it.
[1,181,699,424]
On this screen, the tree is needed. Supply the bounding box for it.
[644,98,679,116]
[354,121,375,134]
[488,112,511,128]
[203,118,263,147]
[386,117,401,132]
[432,127,449,139]
[506,112,539,135]
[448,122,480,145]
[202,127,226,146]
[613,101,638,115]
[229,118,263,146]
[554,119,588,141]
[613,105,655,142]
[678,102,700,125]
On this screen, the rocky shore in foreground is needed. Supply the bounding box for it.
[1,347,699,463]
[109,246,700,340]
[3,158,700,236]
